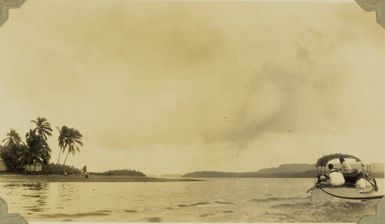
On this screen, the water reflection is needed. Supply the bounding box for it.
[0,182,49,213]
[58,183,77,203]
[0,178,382,222]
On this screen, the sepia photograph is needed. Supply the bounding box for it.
[0,0,384,223]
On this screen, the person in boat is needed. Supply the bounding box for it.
[355,172,378,192]
[339,157,352,172]
[327,164,345,186]
[356,177,372,190]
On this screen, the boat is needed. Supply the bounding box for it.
[308,153,384,202]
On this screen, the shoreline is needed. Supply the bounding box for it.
[0,173,202,182]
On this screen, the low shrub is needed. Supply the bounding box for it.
[95,169,146,176]
[41,163,81,175]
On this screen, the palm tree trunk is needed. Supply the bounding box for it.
[25,155,31,174]
[57,149,62,164]
[63,151,70,165]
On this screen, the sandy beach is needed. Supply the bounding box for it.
[0,174,201,183]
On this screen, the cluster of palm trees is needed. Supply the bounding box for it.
[0,117,83,172]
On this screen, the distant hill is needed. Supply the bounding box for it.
[256,163,315,175]
[183,163,384,178]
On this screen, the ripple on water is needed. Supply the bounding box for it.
[178,202,211,207]
[223,210,234,213]
[144,217,162,222]
[200,213,215,217]
[272,201,377,210]
[269,200,378,222]
[270,201,313,209]
[37,211,110,219]
[27,208,44,212]
[214,200,234,205]
[124,209,138,213]
[250,196,305,203]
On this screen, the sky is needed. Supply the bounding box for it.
[0,0,384,174]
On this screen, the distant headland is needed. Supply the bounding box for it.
[183,163,385,178]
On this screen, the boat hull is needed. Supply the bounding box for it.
[311,187,384,203]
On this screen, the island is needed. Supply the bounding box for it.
[183,163,385,178]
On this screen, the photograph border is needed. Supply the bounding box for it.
[0,0,384,223]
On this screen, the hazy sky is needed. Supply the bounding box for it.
[0,0,384,174]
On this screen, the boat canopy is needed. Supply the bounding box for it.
[315,153,362,167]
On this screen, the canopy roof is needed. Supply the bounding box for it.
[315,153,362,167]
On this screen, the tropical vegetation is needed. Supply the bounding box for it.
[0,129,26,171]
[41,163,81,175]
[0,116,83,174]
[95,169,146,177]
[57,125,83,165]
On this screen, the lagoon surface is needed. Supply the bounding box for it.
[0,176,383,222]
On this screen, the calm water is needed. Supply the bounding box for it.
[0,177,383,222]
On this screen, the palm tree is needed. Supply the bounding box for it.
[57,126,83,165]
[31,117,53,140]
[1,129,25,171]
[2,129,23,147]
[57,126,68,164]
[25,129,51,171]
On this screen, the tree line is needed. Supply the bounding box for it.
[0,117,83,172]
